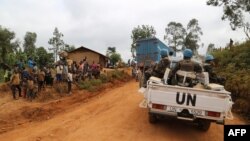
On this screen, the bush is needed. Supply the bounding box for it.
[99,74,109,83]
[90,79,102,86]
[233,98,250,120]
[111,70,124,80]
[212,40,250,121]
[78,69,131,92]
[79,79,102,91]
[79,81,92,90]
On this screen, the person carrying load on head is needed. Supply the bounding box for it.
[171,49,202,87]
[203,54,225,85]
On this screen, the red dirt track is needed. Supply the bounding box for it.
[0,80,246,141]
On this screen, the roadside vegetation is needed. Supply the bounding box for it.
[212,41,250,121]
[78,69,131,92]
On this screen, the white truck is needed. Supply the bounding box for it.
[139,70,234,131]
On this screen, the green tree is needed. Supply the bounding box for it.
[207,0,250,40]
[184,19,203,53]
[207,43,215,54]
[105,47,121,65]
[48,27,64,62]
[106,46,116,57]
[64,44,75,52]
[35,47,54,68]
[164,22,186,51]
[23,32,37,57]
[131,25,156,57]
[110,53,121,66]
[0,26,19,63]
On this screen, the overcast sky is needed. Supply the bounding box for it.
[0,0,248,61]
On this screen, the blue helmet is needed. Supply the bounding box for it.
[183,49,193,58]
[160,49,168,58]
[205,54,214,61]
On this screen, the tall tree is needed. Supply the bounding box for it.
[184,18,203,54]
[110,53,121,66]
[131,25,156,57]
[23,32,37,57]
[207,0,250,40]
[207,43,215,54]
[48,27,64,62]
[106,46,116,57]
[164,22,186,51]
[105,47,121,65]
[0,26,19,63]
[64,44,75,52]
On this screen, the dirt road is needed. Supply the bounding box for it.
[0,81,246,141]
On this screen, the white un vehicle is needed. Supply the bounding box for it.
[139,67,233,131]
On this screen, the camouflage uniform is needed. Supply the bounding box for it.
[203,63,225,85]
[142,63,156,88]
[143,57,170,87]
[153,57,170,78]
[142,49,170,88]
[172,59,202,87]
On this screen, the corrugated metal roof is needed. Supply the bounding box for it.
[68,46,109,59]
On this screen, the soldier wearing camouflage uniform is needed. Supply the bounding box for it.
[203,54,225,85]
[143,49,170,87]
[172,49,202,87]
[152,49,170,78]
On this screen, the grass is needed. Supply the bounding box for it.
[79,69,131,92]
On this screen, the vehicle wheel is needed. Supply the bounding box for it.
[197,119,211,131]
[149,113,157,124]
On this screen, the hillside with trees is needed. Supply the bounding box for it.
[211,41,250,120]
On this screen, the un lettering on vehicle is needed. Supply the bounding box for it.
[176,92,196,106]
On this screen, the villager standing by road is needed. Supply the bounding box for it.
[27,57,35,75]
[10,69,22,100]
[56,63,63,83]
[22,76,28,98]
[37,68,45,92]
[67,70,73,95]
[27,75,35,101]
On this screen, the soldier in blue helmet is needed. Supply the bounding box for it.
[203,54,225,85]
[143,49,170,87]
[153,49,171,78]
[171,49,202,87]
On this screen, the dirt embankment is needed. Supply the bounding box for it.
[0,80,247,141]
